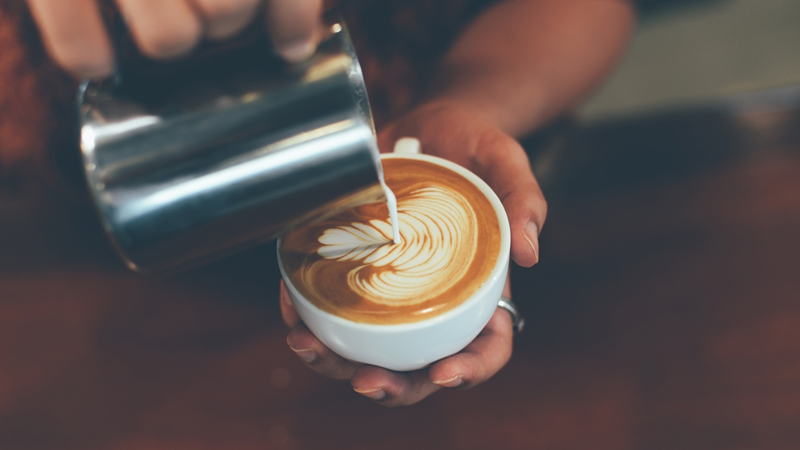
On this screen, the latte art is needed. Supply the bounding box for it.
[317,184,478,306]
[279,157,501,324]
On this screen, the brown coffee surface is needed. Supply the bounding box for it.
[279,157,500,324]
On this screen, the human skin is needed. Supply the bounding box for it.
[282,0,635,406]
[25,0,324,78]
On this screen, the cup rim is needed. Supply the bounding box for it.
[277,152,511,331]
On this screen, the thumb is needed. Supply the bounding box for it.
[476,138,546,268]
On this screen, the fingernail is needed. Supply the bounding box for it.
[433,375,463,388]
[524,221,540,264]
[290,347,317,364]
[278,40,315,63]
[354,388,386,401]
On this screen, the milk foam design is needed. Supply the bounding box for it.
[316,185,478,306]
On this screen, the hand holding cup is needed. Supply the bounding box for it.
[281,102,546,406]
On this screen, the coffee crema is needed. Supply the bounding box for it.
[279,157,500,324]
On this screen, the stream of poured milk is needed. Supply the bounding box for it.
[381,180,401,245]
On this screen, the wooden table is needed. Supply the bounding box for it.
[2,97,799,449]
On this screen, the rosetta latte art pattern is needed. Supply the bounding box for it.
[316,185,478,306]
[279,157,500,324]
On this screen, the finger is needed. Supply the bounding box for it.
[428,308,514,389]
[114,0,202,59]
[264,0,323,63]
[279,281,300,328]
[474,134,546,267]
[286,323,360,380]
[351,366,440,407]
[503,272,512,299]
[27,0,114,79]
[188,0,259,40]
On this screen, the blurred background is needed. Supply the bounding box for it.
[584,0,800,119]
[1,0,800,449]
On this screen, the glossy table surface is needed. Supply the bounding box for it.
[2,96,800,449]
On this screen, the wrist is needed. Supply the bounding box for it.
[419,90,543,139]
[410,97,495,126]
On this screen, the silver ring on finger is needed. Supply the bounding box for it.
[497,296,525,334]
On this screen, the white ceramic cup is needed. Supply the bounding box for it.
[277,139,510,371]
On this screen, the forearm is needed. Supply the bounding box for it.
[427,0,635,138]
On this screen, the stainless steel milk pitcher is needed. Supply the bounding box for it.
[78,21,385,274]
